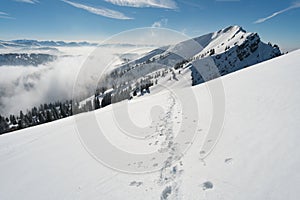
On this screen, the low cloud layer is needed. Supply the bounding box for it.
[0,46,129,116]
[0,44,157,116]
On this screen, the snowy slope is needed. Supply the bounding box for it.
[0,50,299,199]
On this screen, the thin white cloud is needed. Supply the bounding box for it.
[0,11,15,19]
[62,0,133,20]
[0,16,15,19]
[151,18,168,28]
[255,2,300,24]
[105,0,177,9]
[0,12,8,15]
[14,0,39,3]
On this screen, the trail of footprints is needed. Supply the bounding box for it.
[157,94,184,200]
[128,93,190,199]
[127,93,234,198]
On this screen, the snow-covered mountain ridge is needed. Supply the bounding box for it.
[104,26,280,85]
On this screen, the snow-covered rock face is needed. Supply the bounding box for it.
[189,26,281,85]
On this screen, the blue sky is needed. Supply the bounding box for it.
[0,0,299,51]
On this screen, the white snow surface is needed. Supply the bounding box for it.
[0,50,299,199]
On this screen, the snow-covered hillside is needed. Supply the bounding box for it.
[0,50,299,200]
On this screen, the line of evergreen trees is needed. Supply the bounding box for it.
[0,100,72,135]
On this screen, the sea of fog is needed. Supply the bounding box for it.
[0,45,154,116]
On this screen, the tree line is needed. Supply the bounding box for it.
[0,100,72,135]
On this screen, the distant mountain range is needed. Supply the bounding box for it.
[0,39,97,48]
[0,39,158,49]
[0,39,155,66]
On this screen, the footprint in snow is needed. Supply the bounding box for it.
[201,181,213,191]
[161,186,172,200]
[129,181,143,187]
[225,158,233,164]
